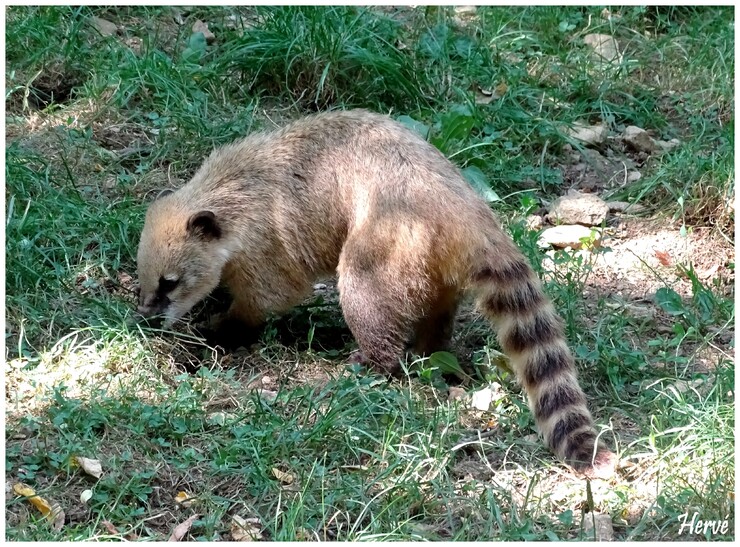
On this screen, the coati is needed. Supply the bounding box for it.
[136,109,615,478]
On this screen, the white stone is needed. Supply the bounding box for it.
[538,225,601,249]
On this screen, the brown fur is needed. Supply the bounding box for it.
[136,110,615,478]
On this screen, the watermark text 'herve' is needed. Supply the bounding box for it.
[677,512,730,537]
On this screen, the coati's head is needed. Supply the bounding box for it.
[136,190,231,327]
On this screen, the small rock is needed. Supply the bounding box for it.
[548,191,609,226]
[258,389,278,402]
[448,386,467,402]
[625,303,655,320]
[671,378,706,395]
[538,225,601,249]
[623,126,660,153]
[627,170,642,183]
[565,122,608,147]
[192,20,216,43]
[125,36,143,55]
[656,138,681,152]
[606,201,646,214]
[584,34,620,63]
[261,375,274,387]
[525,214,544,231]
[582,512,615,541]
[88,16,118,37]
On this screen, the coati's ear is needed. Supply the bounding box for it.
[187,210,222,240]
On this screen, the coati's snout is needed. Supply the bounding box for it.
[136,198,231,328]
[136,274,177,325]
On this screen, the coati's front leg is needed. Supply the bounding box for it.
[202,288,267,349]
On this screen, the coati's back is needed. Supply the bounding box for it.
[136,110,615,478]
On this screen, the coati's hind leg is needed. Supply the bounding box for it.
[337,270,415,375]
[336,236,429,375]
[411,286,459,355]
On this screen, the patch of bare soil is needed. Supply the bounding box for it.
[587,217,734,300]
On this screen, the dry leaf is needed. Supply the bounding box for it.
[168,514,200,542]
[475,87,494,105]
[13,482,65,529]
[14,483,52,515]
[654,250,672,267]
[475,82,508,105]
[174,490,197,508]
[50,505,66,531]
[75,456,103,479]
[271,467,294,485]
[231,515,263,541]
[101,520,119,535]
[470,387,494,411]
[339,464,369,471]
[295,527,313,541]
[698,264,720,280]
[494,82,508,97]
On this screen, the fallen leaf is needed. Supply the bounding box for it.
[13,482,65,529]
[339,464,369,471]
[654,250,672,267]
[168,514,199,542]
[231,515,263,541]
[174,490,197,508]
[470,387,494,411]
[470,382,506,411]
[272,467,294,485]
[475,82,508,105]
[295,527,313,541]
[101,520,119,535]
[475,87,493,105]
[14,483,52,515]
[75,456,103,479]
[698,264,720,280]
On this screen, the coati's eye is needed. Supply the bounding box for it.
[158,275,180,293]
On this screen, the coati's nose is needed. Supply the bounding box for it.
[137,305,164,328]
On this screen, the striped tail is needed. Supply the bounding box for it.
[472,257,616,479]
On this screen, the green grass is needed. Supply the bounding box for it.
[5,5,734,541]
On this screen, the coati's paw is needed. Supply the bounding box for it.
[571,448,618,480]
[347,349,367,365]
[196,314,259,350]
[347,350,402,377]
